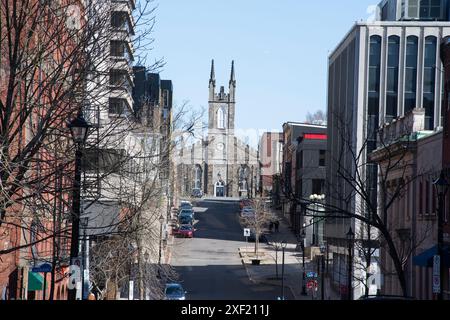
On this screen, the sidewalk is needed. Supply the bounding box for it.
[239,209,341,300]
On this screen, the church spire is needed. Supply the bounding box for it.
[210,59,216,84]
[229,60,235,85]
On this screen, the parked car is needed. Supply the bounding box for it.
[173,224,195,238]
[179,209,195,220]
[191,188,203,198]
[239,198,253,210]
[165,283,187,300]
[180,200,193,207]
[178,215,194,225]
[240,206,255,218]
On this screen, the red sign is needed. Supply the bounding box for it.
[303,134,327,140]
[307,280,318,291]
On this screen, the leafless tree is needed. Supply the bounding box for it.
[305,110,327,125]
[240,197,273,259]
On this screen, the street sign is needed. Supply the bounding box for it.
[244,228,251,237]
[307,280,318,291]
[306,271,318,279]
[32,263,52,273]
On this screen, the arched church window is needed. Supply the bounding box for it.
[193,165,202,190]
[238,166,249,192]
[217,107,226,129]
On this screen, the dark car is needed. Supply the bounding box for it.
[178,215,193,225]
[165,283,186,300]
[191,188,203,198]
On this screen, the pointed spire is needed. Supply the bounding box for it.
[210,59,215,83]
[230,60,235,83]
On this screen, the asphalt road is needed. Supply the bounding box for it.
[171,199,294,300]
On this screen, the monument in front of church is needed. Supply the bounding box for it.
[175,60,258,198]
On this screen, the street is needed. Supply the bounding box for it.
[171,199,294,300]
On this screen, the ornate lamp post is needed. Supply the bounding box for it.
[281,240,287,300]
[301,223,307,295]
[158,214,165,272]
[346,226,355,301]
[433,172,449,300]
[68,112,89,300]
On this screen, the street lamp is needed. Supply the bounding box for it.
[68,111,89,301]
[433,171,449,300]
[346,226,355,301]
[281,240,287,300]
[80,217,90,300]
[301,225,307,296]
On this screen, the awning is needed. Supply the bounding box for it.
[413,245,450,268]
[27,272,43,291]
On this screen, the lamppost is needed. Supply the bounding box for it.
[158,214,165,275]
[346,226,355,301]
[80,217,90,300]
[433,172,449,300]
[309,194,325,246]
[281,240,287,300]
[309,195,317,245]
[68,112,89,301]
[301,223,307,296]
[143,251,150,300]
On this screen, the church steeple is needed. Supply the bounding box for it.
[210,59,216,84]
[209,59,216,101]
[229,60,235,84]
[229,60,236,102]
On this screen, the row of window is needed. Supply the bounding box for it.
[192,165,253,191]
[368,35,438,131]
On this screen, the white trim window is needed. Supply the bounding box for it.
[217,107,226,129]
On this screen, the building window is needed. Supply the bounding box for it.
[110,41,125,57]
[319,150,325,167]
[423,36,437,130]
[405,36,418,113]
[217,107,226,129]
[381,3,389,20]
[419,0,442,20]
[312,179,324,195]
[386,36,400,123]
[193,165,202,190]
[110,69,128,86]
[111,11,127,29]
[297,151,303,169]
[408,0,420,18]
[109,98,125,115]
[239,166,249,191]
[163,90,169,107]
[368,35,381,151]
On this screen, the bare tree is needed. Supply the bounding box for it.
[305,110,327,125]
[240,198,273,259]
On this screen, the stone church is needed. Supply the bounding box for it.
[175,60,258,198]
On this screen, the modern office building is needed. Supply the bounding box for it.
[326,0,450,299]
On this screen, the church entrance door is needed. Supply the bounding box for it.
[215,181,225,197]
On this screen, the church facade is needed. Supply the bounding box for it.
[175,60,258,198]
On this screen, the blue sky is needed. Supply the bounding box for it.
[146,0,377,133]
